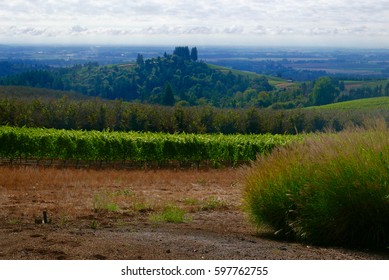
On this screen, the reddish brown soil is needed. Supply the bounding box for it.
[0,166,387,260]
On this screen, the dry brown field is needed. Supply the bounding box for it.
[0,166,387,260]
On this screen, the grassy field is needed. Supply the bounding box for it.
[207,63,288,86]
[344,80,388,88]
[0,85,87,100]
[306,96,389,110]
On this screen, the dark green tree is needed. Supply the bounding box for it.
[136,54,144,67]
[163,82,175,106]
[312,77,339,106]
[173,47,190,60]
[385,82,389,96]
[190,47,198,61]
[97,104,107,130]
[245,108,261,134]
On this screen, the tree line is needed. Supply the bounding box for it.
[269,77,389,109]
[1,90,387,134]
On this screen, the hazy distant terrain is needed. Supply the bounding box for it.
[1,45,389,80]
[1,45,388,111]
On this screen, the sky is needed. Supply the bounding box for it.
[1,0,389,48]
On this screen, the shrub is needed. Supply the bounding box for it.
[149,205,189,223]
[244,121,389,248]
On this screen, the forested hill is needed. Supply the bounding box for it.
[0,47,273,108]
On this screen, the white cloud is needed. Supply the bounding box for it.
[0,0,388,47]
[70,25,88,34]
[223,26,245,34]
[3,26,52,37]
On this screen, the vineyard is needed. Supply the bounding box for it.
[0,126,300,168]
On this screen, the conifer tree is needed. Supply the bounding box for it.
[173,47,190,60]
[163,82,175,106]
[136,54,144,66]
[190,47,198,61]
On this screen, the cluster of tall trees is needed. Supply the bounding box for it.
[173,46,198,61]
[338,83,389,102]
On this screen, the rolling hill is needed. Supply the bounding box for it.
[306,96,389,110]
[0,48,276,108]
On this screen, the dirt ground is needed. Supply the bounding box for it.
[0,166,388,260]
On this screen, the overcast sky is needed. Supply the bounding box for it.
[1,0,389,47]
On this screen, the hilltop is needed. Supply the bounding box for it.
[0,47,273,108]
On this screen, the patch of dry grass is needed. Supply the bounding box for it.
[0,167,242,224]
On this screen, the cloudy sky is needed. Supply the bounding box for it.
[1,0,389,47]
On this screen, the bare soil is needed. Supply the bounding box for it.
[0,166,387,260]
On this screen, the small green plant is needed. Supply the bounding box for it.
[195,178,208,186]
[150,204,190,223]
[183,197,201,206]
[90,220,99,230]
[133,201,153,213]
[93,192,120,213]
[200,196,228,211]
[59,214,70,226]
[183,196,229,211]
[8,218,21,225]
[112,189,133,197]
[115,219,127,227]
[105,202,120,212]
[122,189,133,196]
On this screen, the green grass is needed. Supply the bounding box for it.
[200,196,228,211]
[183,197,202,206]
[306,96,389,110]
[149,205,190,223]
[207,63,260,78]
[132,201,154,213]
[183,196,229,211]
[343,80,388,87]
[92,192,120,213]
[244,121,389,248]
[207,63,288,85]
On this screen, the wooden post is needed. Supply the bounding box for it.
[43,210,48,224]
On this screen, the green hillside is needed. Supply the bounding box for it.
[0,47,387,110]
[207,63,288,86]
[307,96,389,110]
[0,47,273,108]
[0,85,88,100]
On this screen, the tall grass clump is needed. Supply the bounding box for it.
[244,121,389,249]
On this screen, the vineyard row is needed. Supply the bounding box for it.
[0,126,300,168]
